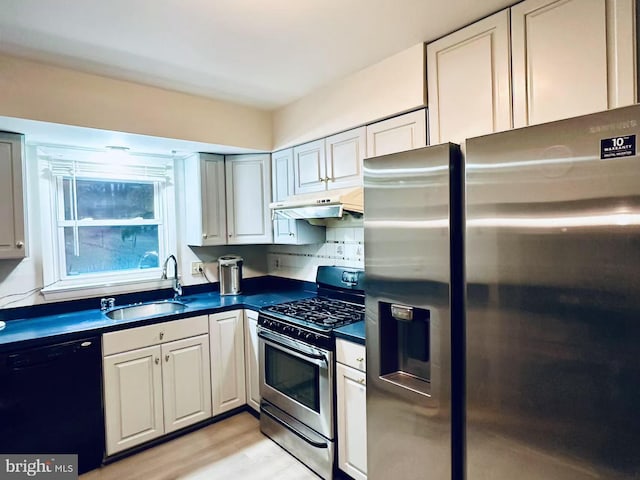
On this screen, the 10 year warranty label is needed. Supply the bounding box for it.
[601,135,636,159]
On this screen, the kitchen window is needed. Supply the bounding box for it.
[38,145,177,300]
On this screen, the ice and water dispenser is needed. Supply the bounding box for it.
[378,301,431,395]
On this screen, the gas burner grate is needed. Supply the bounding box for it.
[264,297,364,327]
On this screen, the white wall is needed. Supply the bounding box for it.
[0,53,272,152]
[272,43,426,150]
[267,223,364,282]
[0,41,421,308]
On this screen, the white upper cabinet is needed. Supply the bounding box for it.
[184,153,272,246]
[0,132,26,259]
[428,0,636,138]
[225,153,272,244]
[293,139,326,194]
[184,153,227,246]
[511,0,636,127]
[272,148,296,242]
[427,11,512,145]
[273,148,295,204]
[365,109,427,158]
[293,127,365,195]
[325,127,365,189]
[272,149,325,245]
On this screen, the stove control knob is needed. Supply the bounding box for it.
[283,326,291,332]
[304,333,313,340]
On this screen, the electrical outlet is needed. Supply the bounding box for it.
[191,261,204,275]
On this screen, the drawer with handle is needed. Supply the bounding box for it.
[103,315,208,355]
[336,338,366,372]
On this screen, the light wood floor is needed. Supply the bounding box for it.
[81,412,320,480]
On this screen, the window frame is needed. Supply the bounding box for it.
[37,145,177,301]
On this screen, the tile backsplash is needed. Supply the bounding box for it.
[267,226,364,282]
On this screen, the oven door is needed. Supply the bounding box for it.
[258,327,334,439]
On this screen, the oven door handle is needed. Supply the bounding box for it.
[258,330,329,366]
[261,404,329,449]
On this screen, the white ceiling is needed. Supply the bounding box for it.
[0,0,516,110]
[1,0,517,155]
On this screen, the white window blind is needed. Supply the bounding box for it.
[36,144,178,299]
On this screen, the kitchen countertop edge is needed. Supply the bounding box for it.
[334,320,365,345]
[0,288,318,352]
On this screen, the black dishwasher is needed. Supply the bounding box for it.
[0,335,105,474]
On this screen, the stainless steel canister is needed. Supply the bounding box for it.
[218,255,243,295]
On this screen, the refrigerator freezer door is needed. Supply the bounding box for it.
[364,143,464,480]
[465,105,640,479]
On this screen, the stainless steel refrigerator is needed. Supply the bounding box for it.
[365,105,640,480]
[465,105,640,479]
[364,142,465,480]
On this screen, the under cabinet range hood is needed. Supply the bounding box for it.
[270,187,364,220]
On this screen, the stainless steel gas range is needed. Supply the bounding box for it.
[258,266,365,480]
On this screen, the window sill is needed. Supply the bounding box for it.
[41,276,177,302]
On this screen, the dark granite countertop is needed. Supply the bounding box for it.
[334,320,365,345]
[0,277,317,351]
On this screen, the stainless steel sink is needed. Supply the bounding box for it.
[105,300,187,320]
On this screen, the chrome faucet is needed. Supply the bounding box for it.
[162,254,182,298]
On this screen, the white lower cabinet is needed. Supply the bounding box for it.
[243,309,260,412]
[103,345,165,454]
[336,339,367,480]
[161,335,212,434]
[103,316,211,456]
[209,310,247,415]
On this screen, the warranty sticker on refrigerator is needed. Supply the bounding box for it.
[600,135,636,159]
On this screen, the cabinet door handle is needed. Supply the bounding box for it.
[159,332,164,340]
[357,378,366,385]
[165,354,170,362]
[356,357,364,362]
[155,357,160,365]
[16,241,24,249]
[202,233,208,239]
